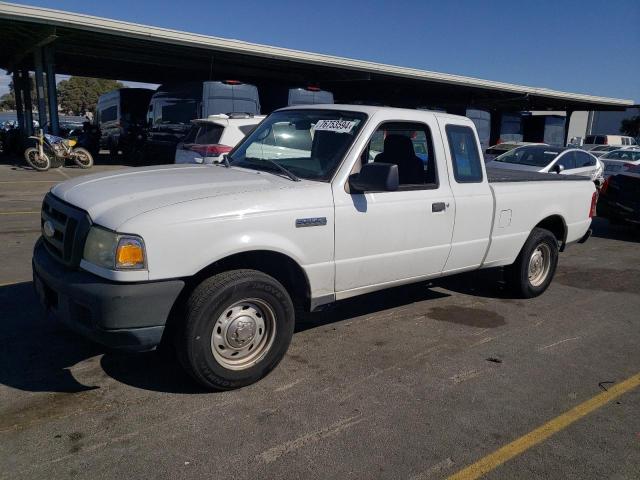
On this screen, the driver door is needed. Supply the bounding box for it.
[333,119,454,298]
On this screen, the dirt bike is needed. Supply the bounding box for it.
[24,128,94,171]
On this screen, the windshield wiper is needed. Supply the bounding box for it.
[237,157,301,182]
[262,158,301,182]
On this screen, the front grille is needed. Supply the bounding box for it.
[41,193,92,267]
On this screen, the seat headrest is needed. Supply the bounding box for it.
[383,134,415,157]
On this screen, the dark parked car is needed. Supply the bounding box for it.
[96,88,154,158]
[597,166,640,227]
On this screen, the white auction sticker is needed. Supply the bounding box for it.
[314,119,356,133]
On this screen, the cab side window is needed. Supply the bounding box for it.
[445,125,483,183]
[360,121,438,189]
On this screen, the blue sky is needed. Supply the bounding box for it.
[2,0,639,101]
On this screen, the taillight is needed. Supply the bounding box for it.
[188,144,233,156]
[589,191,598,218]
[306,85,321,91]
[622,162,635,171]
[600,177,610,194]
[223,80,241,85]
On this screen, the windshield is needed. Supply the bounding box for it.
[602,150,640,161]
[494,146,562,167]
[229,109,367,181]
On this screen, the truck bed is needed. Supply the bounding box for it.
[486,167,590,183]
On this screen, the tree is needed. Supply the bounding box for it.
[620,115,640,139]
[57,77,124,115]
[0,74,37,111]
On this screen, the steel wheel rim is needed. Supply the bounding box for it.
[210,298,276,371]
[528,243,551,287]
[27,150,49,169]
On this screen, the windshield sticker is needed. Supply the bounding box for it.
[544,151,559,155]
[314,120,357,133]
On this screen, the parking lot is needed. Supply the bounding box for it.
[1,157,639,480]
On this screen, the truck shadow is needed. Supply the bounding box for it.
[431,267,513,300]
[0,282,102,394]
[0,281,204,395]
[0,272,509,395]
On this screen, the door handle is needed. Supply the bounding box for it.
[432,202,447,212]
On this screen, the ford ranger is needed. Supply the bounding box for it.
[32,105,596,390]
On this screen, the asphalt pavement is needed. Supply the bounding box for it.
[0,156,638,479]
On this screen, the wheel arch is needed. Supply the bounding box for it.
[534,214,567,251]
[201,250,309,299]
[162,249,312,348]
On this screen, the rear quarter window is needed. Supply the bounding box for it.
[445,125,483,183]
[183,124,224,144]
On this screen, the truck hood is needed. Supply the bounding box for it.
[51,164,301,229]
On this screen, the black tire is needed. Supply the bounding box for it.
[505,227,559,298]
[24,147,51,171]
[71,147,94,168]
[177,269,295,391]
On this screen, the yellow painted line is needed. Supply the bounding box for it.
[0,211,40,215]
[448,372,640,480]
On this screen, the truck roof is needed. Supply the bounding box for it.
[279,104,470,122]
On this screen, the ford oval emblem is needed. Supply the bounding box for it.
[43,220,55,238]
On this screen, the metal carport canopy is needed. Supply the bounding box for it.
[0,1,634,112]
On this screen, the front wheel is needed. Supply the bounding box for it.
[71,147,94,168]
[505,227,559,298]
[24,147,51,171]
[177,269,295,391]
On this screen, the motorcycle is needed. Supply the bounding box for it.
[24,128,94,171]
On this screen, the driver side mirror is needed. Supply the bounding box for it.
[349,163,399,193]
[551,164,565,174]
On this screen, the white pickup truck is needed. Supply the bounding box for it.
[33,105,596,390]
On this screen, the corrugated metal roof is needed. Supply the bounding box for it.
[0,1,633,108]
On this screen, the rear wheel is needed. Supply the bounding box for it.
[177,269,295,390]
[24,147,50,171]
[71,147,94,168]
[505,227,559,298]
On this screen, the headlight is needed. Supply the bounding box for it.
[83,226,146,270]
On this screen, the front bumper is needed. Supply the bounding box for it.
[32,240,184,351]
